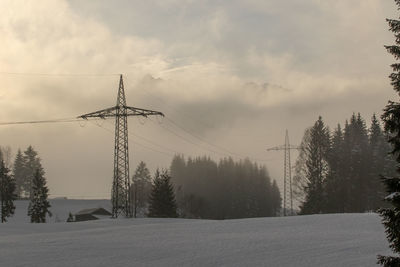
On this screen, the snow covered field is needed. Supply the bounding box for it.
[0,200,392,266]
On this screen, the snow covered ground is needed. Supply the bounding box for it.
[0,200,392,266]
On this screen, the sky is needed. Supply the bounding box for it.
[0,0,398,199]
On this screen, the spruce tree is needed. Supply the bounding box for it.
[28,169,52,223]
[299,116,330,214]
[23,146,44,198]
[0,146,12,169]
[13,149,26,198]
[0,160,16,223]
[325,124,346,213]
[131,161,152,217]
[378,2,400,264]
[369,114,389,210]
[292,128,312,204]
[346,113,370,212]
[148,169,178,218]
[271,180,281,216]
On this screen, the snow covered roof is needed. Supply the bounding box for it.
[75,207,112,216]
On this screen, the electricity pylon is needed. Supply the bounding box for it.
[78,74,164,218]
[267,130,300,216]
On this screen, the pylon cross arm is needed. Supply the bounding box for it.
[266,145,301,151]
[78,106,119,119]
[266,145,285,151]
[125,106,164,117]
[78,105,164,119]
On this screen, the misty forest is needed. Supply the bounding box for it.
[1,112,395,220]
[2,0,400,266]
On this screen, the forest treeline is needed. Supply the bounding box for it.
[170,156,281,219]
[294,113,396,214]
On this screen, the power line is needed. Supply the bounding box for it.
[0,117,86,126]
[149,117,230,157]
[88,117,175,158]
[103,120,180,155]
[151,117,274,163]
[0,71,119,77]
[0,73,275,164]
[165,117,250,158]
[123,79,274,163]
[123,78,216,131]
[0,114,276,163]
[98,118,279,164]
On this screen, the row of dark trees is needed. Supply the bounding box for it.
[170,156,281,219]
[293,113,395,215]
[130,157,281,220]
[0,146,51,223]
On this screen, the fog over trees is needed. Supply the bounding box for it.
[170,156,281,219]
[13,146,45,199]
[131,161,152,218]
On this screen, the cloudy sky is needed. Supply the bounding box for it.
[0,0,398,199]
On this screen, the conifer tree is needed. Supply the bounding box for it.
[131,161,152,217]
[378,2,400,264]
[325,124,346,213]
[271,180,281,216]
[369,114,389,210]
[170,154,186,189]
[28,169,52,223]
[23,146,44,198]
[292,128,312,204]
[148,169,178,218]
[299,116,330,214]
[346,113,370,212]
[0,160,16,223]
[13,149,26,198]
[0,146,12,169]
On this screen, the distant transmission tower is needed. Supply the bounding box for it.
[79,75,164,218]
[267,130,300,216]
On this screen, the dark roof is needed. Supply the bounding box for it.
[76,207,112,216]
[75,213,98,222]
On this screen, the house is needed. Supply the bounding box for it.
[72,207,112,222]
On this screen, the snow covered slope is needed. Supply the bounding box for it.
[0,200,392,266]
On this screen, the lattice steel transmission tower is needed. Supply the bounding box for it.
[267,130,300,216]
[78,75,164,218]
